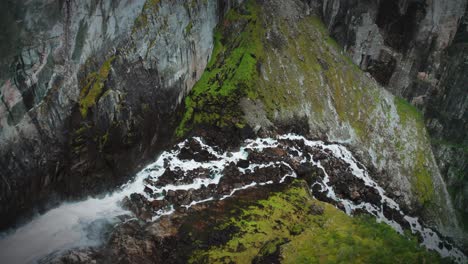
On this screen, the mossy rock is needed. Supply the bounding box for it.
[188,180,447,264]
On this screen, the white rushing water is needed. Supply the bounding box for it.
[0,134,465,264]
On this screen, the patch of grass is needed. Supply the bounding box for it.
[189,180,445,263]
[394,96,424,127]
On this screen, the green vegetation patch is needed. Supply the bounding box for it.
[176,1,263,136]
[133,0,161,33]
[413,148,435,205]
[79,56,115,117]
[394,96,424,127]
[254,12,378,141]
[394,96,435,205]
[189,180,445,263]
[185,21,193,35]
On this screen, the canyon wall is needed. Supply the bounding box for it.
[0,0,465,246]
[0,0,241,230]
[318,0,468,230]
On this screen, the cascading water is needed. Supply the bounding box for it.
[0,134,465,264]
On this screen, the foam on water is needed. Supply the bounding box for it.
[0,134,465,264]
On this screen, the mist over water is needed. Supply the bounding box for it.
[0,161,155,264]
[0,134,465,264]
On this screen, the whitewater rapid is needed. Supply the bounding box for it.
[0,134,465,264]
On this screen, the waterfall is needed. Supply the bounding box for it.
[0,134,465,264]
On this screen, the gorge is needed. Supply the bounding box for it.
[0,0,466,263]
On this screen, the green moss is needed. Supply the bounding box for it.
[412,148,435,205]
[255,14,376,141]
[176,2,263,137]
[132,0,161,33]
[189,180,445,263]
[175,0,440,216]
[79,56,116,117]
[74,125,88,136]
[393,97,435,204]
[394,97,424,127]
[185,21,193,35]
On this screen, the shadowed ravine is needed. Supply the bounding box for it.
[0,134,466,264]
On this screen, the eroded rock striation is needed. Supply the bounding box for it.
[0,0,242,230]
[318,0,468,227]
[0,0,466,262]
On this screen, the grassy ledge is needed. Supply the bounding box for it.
[189,180,446,263]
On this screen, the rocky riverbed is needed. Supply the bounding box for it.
[1,132,464,263]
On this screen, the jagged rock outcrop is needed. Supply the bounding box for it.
[0,0,240,230]
[0,0,466,262]
[174,0,465,243]
[316,0,468,230]
[319,0,466,94]
[426,9,468,229]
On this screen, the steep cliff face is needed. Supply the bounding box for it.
[426,8,468,230]
[0,0,466,262]
[319,0,466,94]
[0,0,235,230]
[317,0,468,230]
[175,0,463,241]
[30,1,465,262]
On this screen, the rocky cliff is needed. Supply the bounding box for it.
[317,0,468,231]
[175,0,465,241]
[0,0,238,230]
[0,0,466,262]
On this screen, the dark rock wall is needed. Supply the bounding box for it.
[425,9,468,225]
[316,0,468,226]
[0,0,238,230]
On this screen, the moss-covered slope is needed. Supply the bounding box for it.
[176,0,461,239]
[188,180,446,264]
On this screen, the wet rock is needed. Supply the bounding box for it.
[178,140,217,162]
[265,147,288,158]
[45,249,98,264]
[350,190,361,200]
[237,159,250,168]
[382,204,409,230]
[312,151,328,162]
[166,190,176,198]
[122,193,152,220]
[144,186,153,195]
[294,163,323,185]
[151,200,169,211]
[362,186,382,207]
[312,184,335,205]
[154,168,183,187]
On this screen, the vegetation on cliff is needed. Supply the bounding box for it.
[188,180,446,263]
[176,1,263,136]
[79,56,116,117]
[175,0,440,211]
